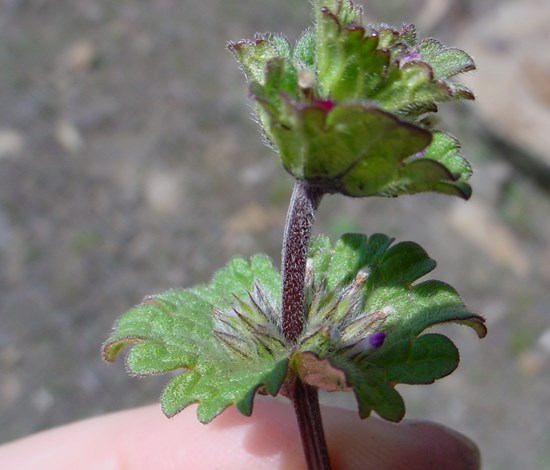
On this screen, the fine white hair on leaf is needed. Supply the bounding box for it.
[380,306,395,316]
[354,268,370,285]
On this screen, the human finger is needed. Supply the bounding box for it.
[0,400,479,469]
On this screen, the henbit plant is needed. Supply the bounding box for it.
[103,1,486,468]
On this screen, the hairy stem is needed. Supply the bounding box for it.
[281,181,330,469]
[281,181,323,342]
[288,379,332,470]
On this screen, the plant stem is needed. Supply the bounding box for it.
[281,180,330,469]
[281,181,323,342]
[288,379,332,470]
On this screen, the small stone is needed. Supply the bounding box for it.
[517,350,545,376]
[447,200,530,277]
[55,120,84,154]
[225,203,281,235]
[0,128,24,159]
[144,170,184,214]
[60,40,97,72]
[223,203,283,255]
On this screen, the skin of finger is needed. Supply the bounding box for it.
[323,409,480,470]
[0,400,479,470]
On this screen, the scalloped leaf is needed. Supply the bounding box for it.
[379,333,459,384]
[331,333,459,421]
[265,102,431,190]
[103,256,288,424]
[314,3,382,100]
[369,62,455,116]
[420,130,473,198]
[104,232,485,425]
[161,356,289,421]
[311,4,472,115]
[334,360,407,421]
[228,39,281,85]
[254,99,472,198]
[293,233,486,421]
[229,0,476,200]
[418,38,476,80]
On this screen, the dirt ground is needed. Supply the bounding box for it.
[1,1,549,469]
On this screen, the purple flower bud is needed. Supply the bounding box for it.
[368,331,386,350]
[348,331,386,357]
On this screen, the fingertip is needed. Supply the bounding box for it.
[321,407,480,470]
[404,421,481,470]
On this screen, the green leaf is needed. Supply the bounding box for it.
[104,234,485,425]
[230,1,476,200]
[251,93,473,198]
[314,1,376,99]
[228,39,280,84]
[325,233,394,289]
[293,233,486,421]
[103,256,288,424]
[310,6,472,113]
[418,38,475,80]
[294,28,316,68]
[368,62,453,116]
[258,101,451,197]
[347,366,406,421]
[161,357,289,421]
[258,33,292,60]
[312,0,363,31]
[380,334,459,384]
[420,131,473,199]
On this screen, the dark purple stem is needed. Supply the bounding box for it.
[288,379,332,470]
[281,181,323,343]
[281,181,330,469]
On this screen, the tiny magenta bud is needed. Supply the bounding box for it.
[313,99,335,112]
[400,50,421,66]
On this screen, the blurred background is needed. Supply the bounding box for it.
[0,0,549,468]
